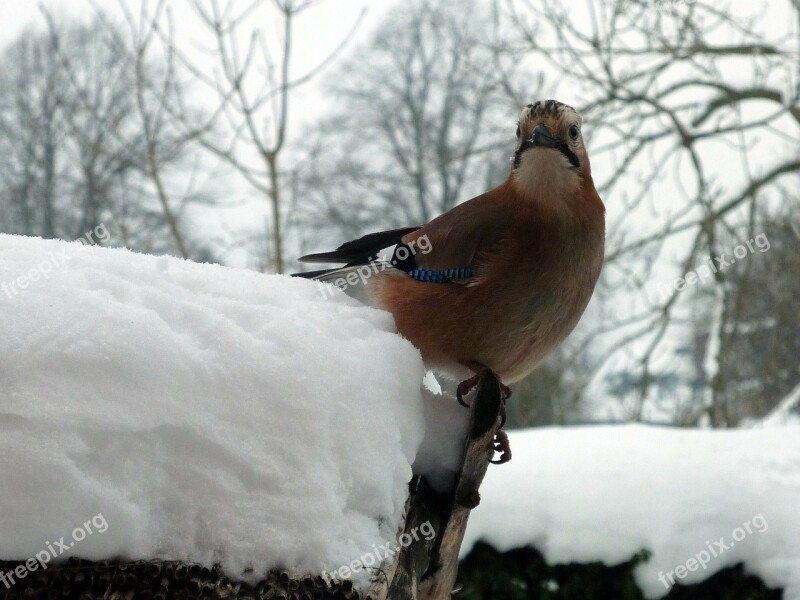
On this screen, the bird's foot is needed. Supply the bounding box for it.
[492,401,511,463]
[491,429,512,464]
[456,362,512,407]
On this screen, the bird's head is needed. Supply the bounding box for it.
[511,100,592,199]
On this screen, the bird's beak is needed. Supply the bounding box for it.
[515,123,580,170]
[529,124,562,149]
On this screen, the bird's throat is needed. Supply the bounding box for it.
[513,150,582,208]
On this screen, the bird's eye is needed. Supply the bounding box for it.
[568,124,580,141]
[515,125,520,138]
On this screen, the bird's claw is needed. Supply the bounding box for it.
[456,373,480,407]
[456,363,512,408]
[491,429,512,464]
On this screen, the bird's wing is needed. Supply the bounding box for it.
[295,187,514,284]
[398,190,514,282]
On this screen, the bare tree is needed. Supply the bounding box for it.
[0,28,65,239]
[685,206,800,426]
[123,0,363,272]
[44,6,207,258]
[0,13,205,257]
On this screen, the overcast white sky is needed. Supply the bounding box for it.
[0,0,398,129]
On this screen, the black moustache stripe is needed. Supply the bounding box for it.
[560,146,580,169]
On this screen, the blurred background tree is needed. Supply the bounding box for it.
[689,208,800,426]
[0,17,199,256]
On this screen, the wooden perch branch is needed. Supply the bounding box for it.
[373,370,505,600]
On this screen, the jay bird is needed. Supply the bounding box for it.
[296,100,605,463]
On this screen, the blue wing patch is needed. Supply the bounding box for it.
[389,241,472,283]
[406,267,474,283]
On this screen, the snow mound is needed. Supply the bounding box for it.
[0,234,429,585]
[463,425,800,598]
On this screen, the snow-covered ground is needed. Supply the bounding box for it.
[463,425,800,599]
[0,233,444,586]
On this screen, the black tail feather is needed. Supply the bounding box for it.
[291,267,339,279]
